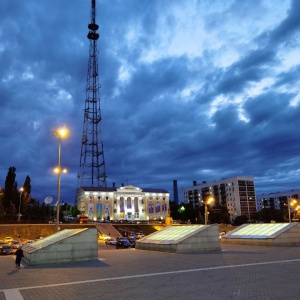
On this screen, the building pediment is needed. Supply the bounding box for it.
[117,185,142,193]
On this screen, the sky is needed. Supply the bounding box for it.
[1,0,300,205]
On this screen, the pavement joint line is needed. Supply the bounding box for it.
[1,258,300,294]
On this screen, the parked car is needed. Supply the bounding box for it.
[127,237,137,244]
[23,240,34,245]
[219,231,226,240]
[116,237,128,242]
[136,233,145,239]
[116,240,133,249]
[1,246,14,255]
[11,241,22,249]
[4,237,13,245]
[105,238,117,245]
[127,233,136,239]
[127,238,136,248]
[0,240,6,249]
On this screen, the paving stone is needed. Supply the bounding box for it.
[0,244,300,299]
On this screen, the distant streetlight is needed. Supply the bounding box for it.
[288,199,298,223]
[53,127,69,232]
[18,187,24,222]
[204,196,214,225]
[178,205,185,213]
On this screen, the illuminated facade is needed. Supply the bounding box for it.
[182,176,256,220]
[76,185,170,222]
[256,190,300,211]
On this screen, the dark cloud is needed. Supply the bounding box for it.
[0,0,299,204]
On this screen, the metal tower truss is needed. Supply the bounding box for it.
[78,0,107,187]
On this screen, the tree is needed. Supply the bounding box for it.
[233,215,248,225]
[209,204,231,224]
[20,175,32,220]
[0,188,4,221]
[252,208,285,223]
[3,167,18,219]
[69,205,80,217]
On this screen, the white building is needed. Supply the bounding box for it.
[76,185,170,222]
[256,190,300,211]
[182,176,256,220]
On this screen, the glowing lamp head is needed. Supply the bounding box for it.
[207,197,214,205]
[53,127,69,139]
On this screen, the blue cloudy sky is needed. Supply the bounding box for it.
[1,0,300,204]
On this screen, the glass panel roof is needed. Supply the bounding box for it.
[227,223,290,239]
[23,228,87,252]
[145,225,204,241]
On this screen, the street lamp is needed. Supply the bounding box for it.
[288,199,298,223]
[53,127,69,232]
[204,196,214,225]
[18,187,24,222]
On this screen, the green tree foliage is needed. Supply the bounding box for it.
[233,215,248,225]
[20,175,32,218]
[209,204,231,224]
[3,166,18,219]
[69,205,80,217]
[0,167,75,224]
[0,189,4,220]
[170,201,230,224]
[252,208,285,223]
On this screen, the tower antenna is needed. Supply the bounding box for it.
[78,0,107,187]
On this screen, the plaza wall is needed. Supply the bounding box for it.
[136,224,221,253]
[222,223,300,246]
[22,228,98,265]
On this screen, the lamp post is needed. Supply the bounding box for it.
[288,199,297,223]
[204,197,214,225]
[53,127,69,232]
[18,187,24,222]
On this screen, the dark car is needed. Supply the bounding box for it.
[116,240,132,249]
[1,246,14,255]
[11,241,22,249]
[116,237,128,242]
[105,238,117,245]
[0,240,6,249]
[128,237,137,244]
[127,238,136,248]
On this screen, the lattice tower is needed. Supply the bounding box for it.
[78,0,107,187]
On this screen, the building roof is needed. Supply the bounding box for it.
[78,186,116,192]
[78,186,169,194]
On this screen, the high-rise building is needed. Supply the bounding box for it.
[182,176,256,220]
[256,190,300,212]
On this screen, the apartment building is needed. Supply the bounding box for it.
[256,190,300,211]
[182,176,256,220]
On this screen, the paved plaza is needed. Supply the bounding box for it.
[0,243,300,300]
